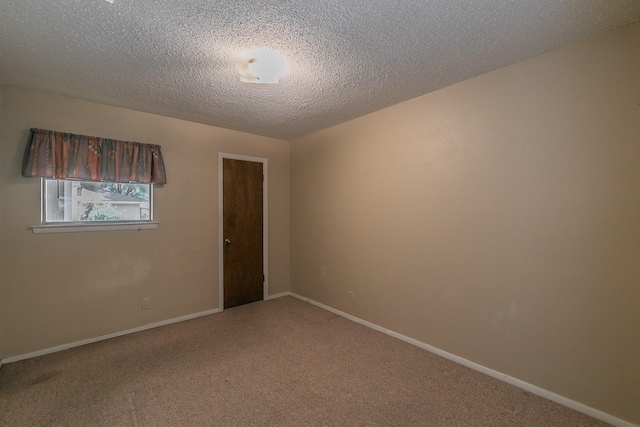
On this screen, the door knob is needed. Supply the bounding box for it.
[225,239,231,244]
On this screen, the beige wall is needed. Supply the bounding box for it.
[291,22,640,424]
[2,21,639,426]
[0,85,290,359]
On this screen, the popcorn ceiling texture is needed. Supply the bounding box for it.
[1,0,639,140]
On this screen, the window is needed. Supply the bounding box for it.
[23,128,165,233]
[43,179,152,224]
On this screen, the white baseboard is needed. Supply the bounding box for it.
[289,292,637,427]
[3,295,292,364]
[1,308,221,364]
[266,291,291,300]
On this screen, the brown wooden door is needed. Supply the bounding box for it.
[223,158,264,309]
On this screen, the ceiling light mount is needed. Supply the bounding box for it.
[237,48,290,84]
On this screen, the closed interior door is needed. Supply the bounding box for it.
[223,158,264,309]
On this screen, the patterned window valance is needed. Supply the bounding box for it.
[22,128,166,184]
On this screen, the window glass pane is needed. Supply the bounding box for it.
[44,179,151,223]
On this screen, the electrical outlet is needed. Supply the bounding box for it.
[348,291,354,302]
[142,297,150,310]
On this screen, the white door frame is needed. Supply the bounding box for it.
[218,152,268,311]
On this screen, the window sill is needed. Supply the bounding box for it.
[31,222,159,234]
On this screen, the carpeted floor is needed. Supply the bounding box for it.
[0,296,610,426]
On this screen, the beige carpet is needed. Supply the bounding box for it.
[0,296,610,426]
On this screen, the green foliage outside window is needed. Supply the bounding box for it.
[81,203,124,221]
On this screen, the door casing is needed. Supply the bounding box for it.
[218,153,268,311]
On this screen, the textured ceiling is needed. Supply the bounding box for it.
[1,1,639,140]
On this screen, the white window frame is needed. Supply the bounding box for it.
[31,178,159,234]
